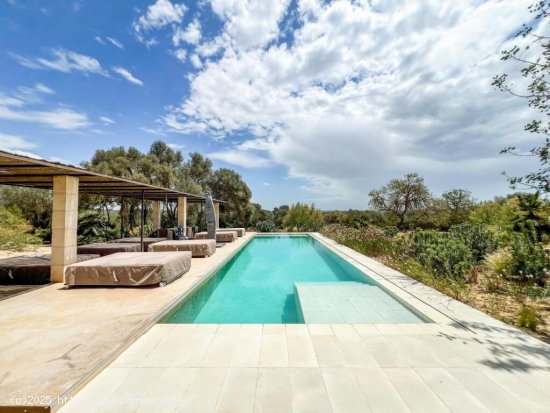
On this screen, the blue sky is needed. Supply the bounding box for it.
[0,0,541,209]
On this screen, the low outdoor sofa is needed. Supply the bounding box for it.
[112,237,165,249]
[148,239,217,257]
[194,231,238,243]
[77,242,141,257]
[0,254,100,284]
[218,228,246,237]
[64,251,192,287]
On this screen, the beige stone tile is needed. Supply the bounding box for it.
[290,368,332,413]
[376,324,403,334]
[322,367,371,413]
[259,334,288,367]
[416,335,470,368]
[362,336,409,367]
[287,335,318,367]
[263,324,286,335]
[338,339,379,367]
[177,368,227,413]
[396,324,425,334]
[201,335,238,367]
[111,325,175,368]
[384,368,451,413]
[217,324,241,336]
[414,368,489,413]
[215,368,258,413]
[330,324,360,339]
[385,335,440,367]
[352,368,409,413]
[352,324,380,336]
[307,324,333,336]
[286,324,309,336]
[193,324,220,335]
[255,368,293,413]
[447,368,531,413]
[142,333,214,367]
[136,368,196,413]
[311,336,346,367]
[231,335,261,367]
[240,324,263,336]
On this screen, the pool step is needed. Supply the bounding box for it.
[294,282,426,324]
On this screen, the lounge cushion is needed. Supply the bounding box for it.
[112,238,165,248]
[64,252,192,287]
[77,242,141,257]
[148,240,216,257]
[218,228,246,237]
[194,231,237,243]
[0,254,100,285]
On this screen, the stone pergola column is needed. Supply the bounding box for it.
[214,201,220,229]
[177,196,187,236]
[51,175,79,283]
[152,200,162,231]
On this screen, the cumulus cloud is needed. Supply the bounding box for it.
[209,149,273,169]
[11,49,107,75]
[133,0,187,47]
[0,84,91,130]
[171,48,187,63]
[112,67,144,86]
[173,19,202,46]
[163,0,538,207]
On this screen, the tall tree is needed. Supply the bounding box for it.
[442,188,475,225]
[369,173,431,229]
[493,1,550,192]
[208,168,252,227]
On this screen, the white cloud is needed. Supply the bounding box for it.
[190,54,202,68]
[173,19,202,46]
[0,85,91,130]
[165,0,538,207]
[209,149,273,168]
[106,37,124,49]
[134,0,186,32]
[167,142,184,149]
[0,133,36,152]
[112,67,144,86]
[139,126,166,136]
[100,116,116,125]
[11,49,107,75]
[171,48,187,63]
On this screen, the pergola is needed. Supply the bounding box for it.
[0,150,223,282]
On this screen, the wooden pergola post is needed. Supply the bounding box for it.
[177,196,187,238]
[50,175,79,283]
[214,201,220,229]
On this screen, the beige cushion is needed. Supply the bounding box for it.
[148,240,216,257]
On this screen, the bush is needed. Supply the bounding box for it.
[0,206,42,251]
[449,223,499,262]
[283,203,324,231]
[517,305,541,331]
[78,210,117,244]
[409,230,474,279]
[483,248,513,277]
[509,222,549,285]
[255,220,277,232]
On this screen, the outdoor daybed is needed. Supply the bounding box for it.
[194,230,238,243]
[64,251,192,287]
[148,239,217,257]
[218,228,246,237]
[112,237,165,249]
[0,254,100,284]
[77,242,141,256]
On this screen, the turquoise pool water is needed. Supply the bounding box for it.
[164,235,427,324]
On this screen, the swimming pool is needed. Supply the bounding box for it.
[164,235,428,324]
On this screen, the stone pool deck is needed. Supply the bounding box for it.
[0,233,253,411]
[2,232,550,412]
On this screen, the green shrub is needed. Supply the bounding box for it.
[509,222,549,285]
[283,203,324,231]
[255,220,277,232]
[517,305,540,331]
[483,248,513,276]
[0,206,42,251]
[449,223,499,262]
[409,230,474,279]
[78,210,117,244]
